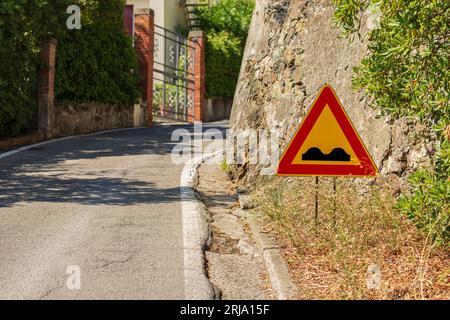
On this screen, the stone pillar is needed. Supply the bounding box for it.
[38,38,57,138]
[134,9,154,127]
[189,31,206,122]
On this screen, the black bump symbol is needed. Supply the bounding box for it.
[302,147,351,162]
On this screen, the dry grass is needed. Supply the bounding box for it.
[253,176,450,300]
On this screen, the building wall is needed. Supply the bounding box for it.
[126,0,186,30]
[164,0,187,31]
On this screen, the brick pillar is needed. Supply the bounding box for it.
[134,9,154,127]
[38,38,57,138]
[189,31,206,122]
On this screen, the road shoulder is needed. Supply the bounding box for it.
[195,162,279,300]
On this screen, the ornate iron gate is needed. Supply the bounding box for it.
[153,25,196,122]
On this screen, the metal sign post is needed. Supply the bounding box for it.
[333,177,337,230]
[315,176,319,229]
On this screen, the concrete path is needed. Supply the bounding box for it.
[0,123,225,299]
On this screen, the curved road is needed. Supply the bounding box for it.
[0,123,225,299]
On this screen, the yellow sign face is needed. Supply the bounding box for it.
[292,104,360,166]
[277,84,378,177]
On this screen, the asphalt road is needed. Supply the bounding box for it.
[0,122,226,299]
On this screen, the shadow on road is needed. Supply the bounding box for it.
[0,123,228,208]
[0,174,185,207]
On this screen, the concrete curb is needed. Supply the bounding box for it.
[180,150,223,300]
[245,213,299,300]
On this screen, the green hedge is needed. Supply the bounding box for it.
[0,0,140,139]
[0,28,37,138]
[194,0,254,98]
[56,0,140,105]
[0,0,69,138]
[55,24,140,105]
[205,31,243,98]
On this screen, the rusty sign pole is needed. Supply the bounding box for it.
[315,176,319,229]
[333,177,337,230]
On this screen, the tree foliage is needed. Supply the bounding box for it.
[194,0,254,98]
[333,0,449,126]
[332,0,449,245]
[195,0,254,40]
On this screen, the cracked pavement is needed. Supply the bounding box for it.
[0,123,226,299]
[196,164,274,300]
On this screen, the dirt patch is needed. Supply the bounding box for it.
[209,226,240,255]
[0,132,45,151]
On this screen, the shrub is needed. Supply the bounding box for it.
[55,24,140,105]
[56,0,140,105]
[194,0,254,98]
[333,0,449,125]
[205,31,243,98]
[397,139,450,246]
[195,0,254,40]
[0,0,70,138]
[332,0,449,245]
[0,28,37,138]
[0,0,140,139]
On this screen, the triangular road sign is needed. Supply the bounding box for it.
[277,84,378,177]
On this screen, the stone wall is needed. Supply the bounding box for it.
[0,102,140,150]
[54,102,134,137]
[230,0,435,186]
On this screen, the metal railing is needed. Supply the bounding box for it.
[153,25,196,122]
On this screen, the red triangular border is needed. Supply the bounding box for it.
[277,84,378,177]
